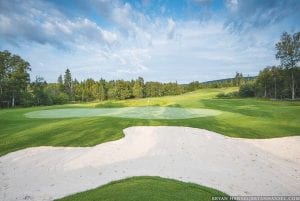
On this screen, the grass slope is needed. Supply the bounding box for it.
[55,176,229,201]
[0,87,300,156]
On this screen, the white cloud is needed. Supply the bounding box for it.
[167,19,176,39]
[1,0,294,83]
[0,0,118,48]
[225,0,239,12]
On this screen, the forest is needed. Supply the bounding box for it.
[0,31,299,108]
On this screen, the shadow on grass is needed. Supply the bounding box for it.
[95,102,126,108]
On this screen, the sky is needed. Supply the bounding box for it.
[0,0,299,83]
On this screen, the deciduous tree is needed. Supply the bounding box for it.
[276,32,300,99]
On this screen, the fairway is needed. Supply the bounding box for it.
[1,88,300,201]
[25,107,221,119]
[1,2,300,200]
[1,88,300,157]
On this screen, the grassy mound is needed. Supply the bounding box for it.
[55,176,229,201]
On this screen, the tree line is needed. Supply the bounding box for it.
[0,51,260,108]
[0,53,184,107]
[238,31,300,99]
[58,71,184,103]
[0,31,299,107]
[184,73,255,91]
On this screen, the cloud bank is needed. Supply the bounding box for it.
[0,0,299,83]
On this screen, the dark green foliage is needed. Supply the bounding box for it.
[63,68,73,99]
[275,31,300,99]
[239,31,300,100]
[233,72,244,86]
[96,101,126,108]
[239,82,255,97]
[254,66,300,99]
[276,32,300,69]
[56,176,229,201]
[216,91,239,99]
[132,77,144,98]
[57,75,64,91]
[30,77,52,105]
[0,50,31,107]
[98,78,106,101]
[145,81,164,97]
[0,51,185,107]
[54,92,70,104]
[45,84,69,104]
[115,80,133,100]
[216,92,228,98]
[184,74,256,92]
[144,81,183,97]
[184,81,201,91]
[70,77,183,102]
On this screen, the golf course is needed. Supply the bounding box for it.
[1,1,300,200]
[1,87,300,157]
[1,87,300,200]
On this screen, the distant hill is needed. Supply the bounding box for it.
[201,76,257,84]
[181,76,257,91]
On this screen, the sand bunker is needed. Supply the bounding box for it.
[0,126,299,201]
[25,107,221,119]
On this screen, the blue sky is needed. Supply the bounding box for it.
[0,0,299,83]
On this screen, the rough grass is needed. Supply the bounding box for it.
[0,87,299,156]
[55,176,229,201]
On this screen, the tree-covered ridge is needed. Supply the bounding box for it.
[184,74,256,91]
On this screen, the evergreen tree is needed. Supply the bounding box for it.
[234,72,244,86]
[64,68,72,99]
[57,75,64,92]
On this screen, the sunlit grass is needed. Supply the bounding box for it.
[55,176,229,201]
[0,87,299,156]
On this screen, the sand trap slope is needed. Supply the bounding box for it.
[0,127,299,201]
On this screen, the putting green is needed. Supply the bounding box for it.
[25,107,221,119]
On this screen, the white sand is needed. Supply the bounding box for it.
[0,126,299,201]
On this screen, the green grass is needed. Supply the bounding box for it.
[55,176,229,201]
[1,87,299,201]
[25,107,221,119]
[0,87,299,156]
[95,87,238,108]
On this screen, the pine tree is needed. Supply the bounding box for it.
[64,68,72,99]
